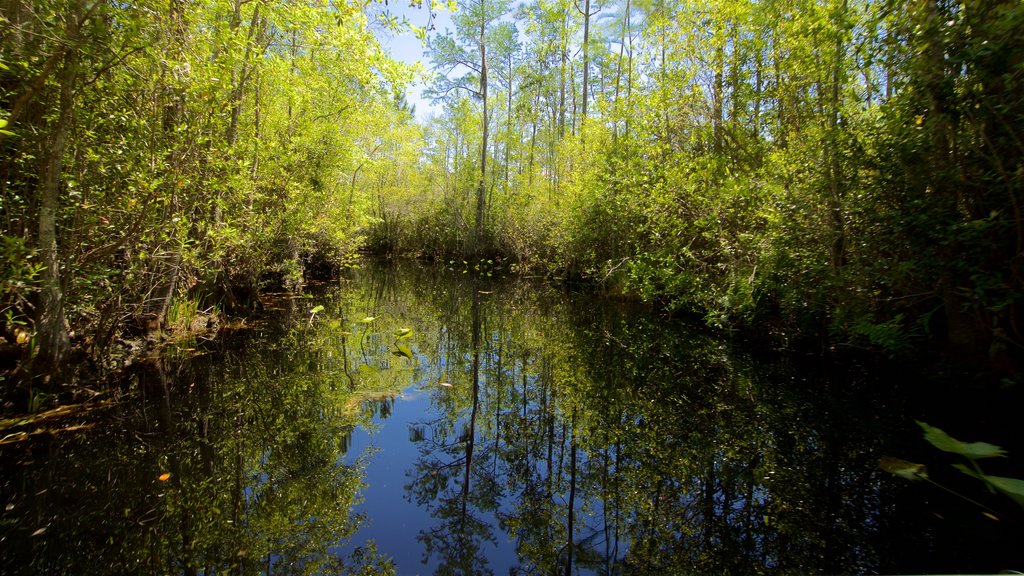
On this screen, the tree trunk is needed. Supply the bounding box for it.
[474,15,489,254]
[580,0,591,138]
[33,44,75,374]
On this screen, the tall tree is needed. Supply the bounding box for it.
[428,0,511,254]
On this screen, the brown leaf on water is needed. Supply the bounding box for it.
[158,473,171,482]
[439,382,454,388]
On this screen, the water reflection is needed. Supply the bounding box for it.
[0,309,391,574]
[1,260,1020,574]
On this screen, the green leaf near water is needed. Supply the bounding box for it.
[310,305,325,314]
[392,344,412,359]
[879,456,928,481]
[394,328,412,339]
[953,464,1024,508]
[917,421,1006,459]
[358,316,376,324]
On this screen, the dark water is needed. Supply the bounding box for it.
[1,260,1022,575]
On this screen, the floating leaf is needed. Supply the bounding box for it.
[158,473,171,482]
[917,421,1006,459]
[31,527,46,537]
[310,305,324,315]
[879,456,928,481]
[439,382,454,388]
[392,344,412,359]
[394,328,413,339]
[358,316,376,324]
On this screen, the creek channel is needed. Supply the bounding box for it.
[1,259,1021,574]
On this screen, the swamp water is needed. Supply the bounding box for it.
[1,260,1021,575]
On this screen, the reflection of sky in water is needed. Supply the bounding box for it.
[2,261,1020,574]
[343,380,520,573]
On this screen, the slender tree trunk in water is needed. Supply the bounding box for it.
[564,409,577,576]
[461,290,482,527]
[33,44,75,374]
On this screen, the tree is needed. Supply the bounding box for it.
[428,0,511,255]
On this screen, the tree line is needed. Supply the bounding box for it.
[2,0,1022,391]
[369,0,1023,367]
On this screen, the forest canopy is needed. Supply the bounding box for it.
[1,0,1022,386]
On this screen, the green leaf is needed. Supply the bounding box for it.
[310,305,325,314]
[394,328,412,339]
[358,316,376,324]
[392,344,412,359]
[953,464,1024,508]
[984,476,1024,508]
[879,456,928,481]
[917,421,1006,459]
[0,119,7,129]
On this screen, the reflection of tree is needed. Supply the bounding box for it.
[0,308,395,575]
[407,285,498,575]
[390,266,916,574]
[0,260,986,574]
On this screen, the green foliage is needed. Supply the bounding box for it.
[0,0,419,378]
[919,421,1007,459]
[916,421,1024,511]
[359,0,1023,362]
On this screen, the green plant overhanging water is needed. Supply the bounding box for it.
[882,422,1024,513]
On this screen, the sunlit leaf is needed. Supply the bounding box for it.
[439,381,454,388]
[394,328,413,339]
[310,305,324,314]
[158,473,171,481]
[917,421,1006,459]
[392,344,412,359]
[879,456,928,481]
[358,316,376,323]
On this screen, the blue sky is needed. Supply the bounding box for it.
[375,2,456,120]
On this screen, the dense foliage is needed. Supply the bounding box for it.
[2,0,1022,390]
[369,0,1023,364]
[1,0,419,384]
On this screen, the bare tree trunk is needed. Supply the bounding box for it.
[580,0,592,137]
[474,14,489,254]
